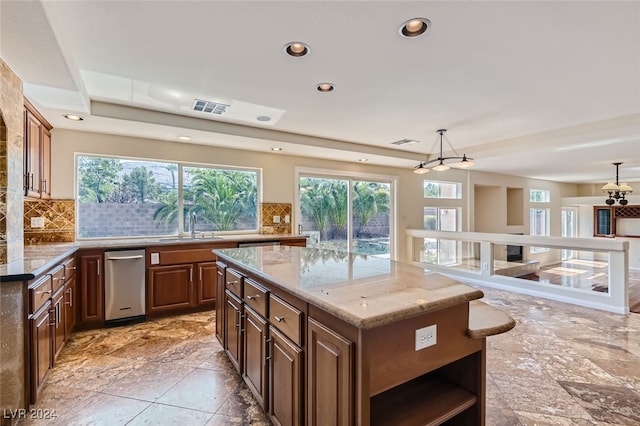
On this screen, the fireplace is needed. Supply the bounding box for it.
[507,244,523,262]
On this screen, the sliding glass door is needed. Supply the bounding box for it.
[298,173,393,257]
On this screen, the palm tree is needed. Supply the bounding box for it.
[189,168,257,231]
[300,178,332,240]
[327,180,348,238]
[353,182,390,237]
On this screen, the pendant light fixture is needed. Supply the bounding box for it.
[602,162,633,205]
[413,129,474,174]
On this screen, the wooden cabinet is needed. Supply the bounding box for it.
[243,306,268,408]
[307,317,353,426]
[24,99,52,199]
[147,264,194,313]
[63,256,77,338]
[224,290,243,373]
[30,301,52,403]
[78,250,104,326]
[27,254,75,404]
[51,287,66,360]
[268,325,303,426]
[594,206,615,236]
[146,242,236,316]
[197,261,218,305]
[215,262,226,344]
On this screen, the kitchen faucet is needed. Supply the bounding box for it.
[190,212,197,238]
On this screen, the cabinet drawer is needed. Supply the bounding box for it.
[269,295,303,346]
[243,279,268,318]
[50,265,66,293]
[225,269,243,298]
[29,275,52,314]
[63,256,77,280]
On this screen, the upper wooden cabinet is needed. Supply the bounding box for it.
[24,99,52,199]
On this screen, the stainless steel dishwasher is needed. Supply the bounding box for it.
[105,249,146,324]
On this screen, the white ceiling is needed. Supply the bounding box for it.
[1,0,639,184]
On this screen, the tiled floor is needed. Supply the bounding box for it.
[20,286,640,426]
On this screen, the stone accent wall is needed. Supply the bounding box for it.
[24,199,76,244]
[0,57,26,422]
[0,58,24,264]
[260,202,292,234]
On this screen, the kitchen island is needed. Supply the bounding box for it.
[214,245,514,426]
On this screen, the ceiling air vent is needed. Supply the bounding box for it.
[192,99,229,115]
[391,138,418,146]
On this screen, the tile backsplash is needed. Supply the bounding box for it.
[24,199,75,244]
[260,202,291,234]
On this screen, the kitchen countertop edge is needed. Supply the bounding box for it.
[1,234,306,283]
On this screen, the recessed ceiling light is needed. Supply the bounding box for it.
[284,42,310,57]
[63,114,83,121]
[316,83,335,92]
[271,147,282,152]
[399,18,431,38]
[178,136,192,141]
[257,115,271,122]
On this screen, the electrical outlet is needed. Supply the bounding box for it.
[284,214,290,223]
[482,262,489,271]
[415,324,437,351]
[273,215,281,223]
[30,217,45,228]
[150,253,160,265]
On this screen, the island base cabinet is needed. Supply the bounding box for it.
[215,263,226,344]
[268,326,303,426]
[307,317,353,426]
[243,306,268,408]
[224,290,243,373]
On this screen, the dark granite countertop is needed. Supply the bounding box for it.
[1,234,306,283]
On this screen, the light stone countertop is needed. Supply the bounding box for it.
[214,245,486,329]
[0,234,306,282]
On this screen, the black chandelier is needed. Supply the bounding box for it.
[602,162,633,206]
[413,129,474,174]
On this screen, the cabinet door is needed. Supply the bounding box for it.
[24,109,42,197]
[215,263,226,344]
[307,317,353,426]
[224,290,243,373]
[30,302,52,403]
[40,127,51,199]
[593,206,615,236]
[268,326,303,426]
[197,261,218,306]
[79,251,104,325]
[52,287,66,360]
[64,275,77,338]
[147,264,194,313]
[243,306,268,408]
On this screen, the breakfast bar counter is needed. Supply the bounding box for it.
[214,245,514,425]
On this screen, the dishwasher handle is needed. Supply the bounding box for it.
[107,255,144,261]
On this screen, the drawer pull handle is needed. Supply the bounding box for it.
[54,276,65,281]
[36,290,52,295]
[246,294,260,300]
[227,280,238,286]
[274,316,285,322]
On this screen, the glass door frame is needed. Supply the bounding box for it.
[294,167,398,259]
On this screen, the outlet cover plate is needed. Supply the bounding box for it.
[30,217,45,228]
[415,324,437,351]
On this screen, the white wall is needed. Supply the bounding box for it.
[564,195,640,269]
[52,129,607,265]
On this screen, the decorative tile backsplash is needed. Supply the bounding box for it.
[24,199,76,244]
[260,202,291,234]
